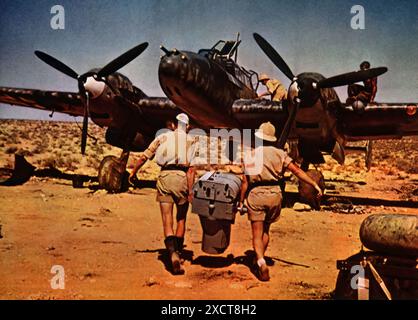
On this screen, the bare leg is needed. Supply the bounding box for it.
[175,202,189,238]
[160,201,184,274]
[262,223,271,256]
[251,221,265,261]
[251,220,270,281]
[160,202,175,237]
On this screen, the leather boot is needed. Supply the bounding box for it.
[164,236,184,275]
[175,237,184,253]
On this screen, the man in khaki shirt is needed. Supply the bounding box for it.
[239,122,322,281]
[258,73,287,102]
[129,113,194,275]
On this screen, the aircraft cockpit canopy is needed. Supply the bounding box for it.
[198,40,240,60]
[198,37,259,91]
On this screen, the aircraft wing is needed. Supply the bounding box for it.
[130,97,181,132]
[232,99,297,140]
[0,87,84,117]
[339,103,418,140]
[231,99,295,138]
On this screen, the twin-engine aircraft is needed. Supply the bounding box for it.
[0,34,417,192]
[1,42,180,191]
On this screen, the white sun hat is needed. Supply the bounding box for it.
[176,113,189,125]
[255,121,277,142]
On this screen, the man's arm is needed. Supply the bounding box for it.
[239,174,248,204]
[286,162,323,197]
[186,166,196,203]
[370,78,378,103]
[128,155,147,185]
[128,135,162,185]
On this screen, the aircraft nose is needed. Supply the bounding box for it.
[158,49,211,103]
[159,55,176,74]
[159,48,190,79]
[160,55,184,75]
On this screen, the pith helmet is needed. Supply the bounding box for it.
[255,122,277,142]
[259,73,270,82]
[176,113,189,125]
[360,61,370,69]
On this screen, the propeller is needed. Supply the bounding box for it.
[34,51,79,80]
[277,98,300,149]
[317,67,388,88]
[97,42,148,79]
[81,92,89,155]
[253,33,388,145]
[35,42,149,154]
[253,33,295,81]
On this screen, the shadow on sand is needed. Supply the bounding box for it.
[134,247,194,275]
[0,154,157,191]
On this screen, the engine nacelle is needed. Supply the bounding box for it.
[105,127,150,152]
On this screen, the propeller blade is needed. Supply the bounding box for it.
[253,33,295,81]
[277,100,300,149]
[81,113,88,155]
[78,81,90,155]
[97,42,149,78]
[80,90,89,155]
[34,51,79,80]
[318,67,388,89]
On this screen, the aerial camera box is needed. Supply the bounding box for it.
[191,171,242,254]
[191,171,242,221]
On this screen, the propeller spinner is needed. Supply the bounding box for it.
[34,42,149,154]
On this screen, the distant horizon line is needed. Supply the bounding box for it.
[0,117,83,123]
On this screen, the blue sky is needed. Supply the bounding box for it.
[1,0,417,120]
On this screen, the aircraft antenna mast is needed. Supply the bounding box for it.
[235,33,240,63]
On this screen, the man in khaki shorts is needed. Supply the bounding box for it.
[239,122,323,281]
[129,113,194,275]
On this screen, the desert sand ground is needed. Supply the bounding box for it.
[0,120,417,300]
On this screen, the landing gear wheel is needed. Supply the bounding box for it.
[98,155,129,193]
[298,169,325,210]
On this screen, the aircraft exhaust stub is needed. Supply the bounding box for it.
[191,171,242,255]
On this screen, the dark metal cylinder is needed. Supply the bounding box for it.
[199,216,231,255]
[360,214,418,257]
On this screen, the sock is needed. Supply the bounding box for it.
[257,258,266,267]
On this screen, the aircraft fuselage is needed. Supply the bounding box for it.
[159,50,256,129]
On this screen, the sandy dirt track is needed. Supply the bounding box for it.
[0,180,417,300]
